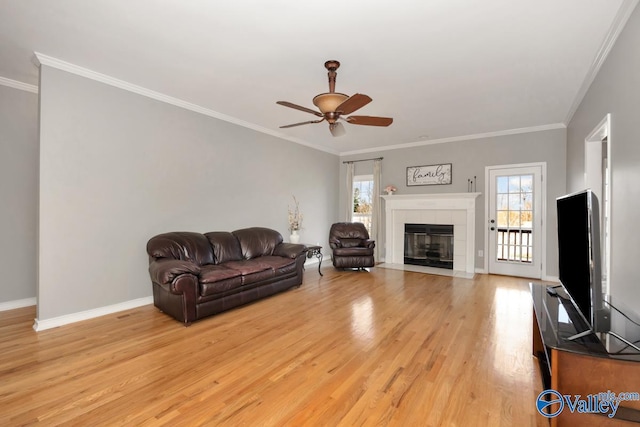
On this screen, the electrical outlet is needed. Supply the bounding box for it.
[478,250,484,257]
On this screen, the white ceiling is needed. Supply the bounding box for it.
[0,0,634,155]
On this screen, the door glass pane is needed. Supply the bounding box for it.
[497,194,508,210]
[495,173,534,264]
[508,211,521,227]
[497,176,509,193]
[521,210,533,228]
[497,211,508,227]
[509,176,521,192]
[508,194,521,210]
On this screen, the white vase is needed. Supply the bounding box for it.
[290,230,300,243]
[386,190,395,195]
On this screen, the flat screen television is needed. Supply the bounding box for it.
[556,189,609,334]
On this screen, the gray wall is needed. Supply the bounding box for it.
[341,128,567,277]
[567,4,640,315]
[38,65,338,321]
[0,85,38,304]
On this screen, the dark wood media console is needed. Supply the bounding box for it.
[531,282,640,426]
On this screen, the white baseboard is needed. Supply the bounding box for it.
[33,296,153,331]
[473,268,558,282]
[0,297,37,312]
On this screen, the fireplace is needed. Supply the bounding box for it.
[404,224,454,269]
[381,193,480,276]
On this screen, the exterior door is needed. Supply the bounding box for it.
[487,164,544,278]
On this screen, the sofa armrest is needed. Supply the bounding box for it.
[149,259,201,285]
[273,243,307,259]
[362,239,375,249]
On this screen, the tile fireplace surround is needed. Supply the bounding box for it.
[380,193,481,276]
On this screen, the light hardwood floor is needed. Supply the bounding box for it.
[0,267,549,426]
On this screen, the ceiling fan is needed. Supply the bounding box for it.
[276,60,393,137]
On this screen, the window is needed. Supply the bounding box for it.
[353,175,373,234]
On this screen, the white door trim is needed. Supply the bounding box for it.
[585,113,611,296]
[484,162,547,278]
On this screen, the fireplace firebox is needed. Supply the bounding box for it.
[404,223,454,269]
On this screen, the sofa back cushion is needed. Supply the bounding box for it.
[205,232,243,263]
[147,232,214,266]
[232,227,283,260]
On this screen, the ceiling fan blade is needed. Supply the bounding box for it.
[336,93,372,115]
[330,122,346,137]
[280,119,324,128]
[276,101,323,117]
[346,116,393,127]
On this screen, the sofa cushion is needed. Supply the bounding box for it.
[242,268,276,284]
[205,232,243,263]
[199,264,242,283]
[258,256,297,275]
[232,227,283,259]
[224,259,275,285]
[223,259,272,275]
[147,232,214,266]
[199,265,243,296]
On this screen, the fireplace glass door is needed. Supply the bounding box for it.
[404,224,454,269]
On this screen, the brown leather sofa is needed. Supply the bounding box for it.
[329,222,375,269]
[146,227,307,325]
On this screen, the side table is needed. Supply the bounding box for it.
[303,244,323,276]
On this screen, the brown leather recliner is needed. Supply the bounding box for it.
[329,222,375,269]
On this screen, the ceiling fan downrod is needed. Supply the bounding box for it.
[324,60,340,93]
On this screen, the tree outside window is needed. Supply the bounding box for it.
[353,175,373,234]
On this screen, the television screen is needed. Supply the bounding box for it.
[556,190,601,329]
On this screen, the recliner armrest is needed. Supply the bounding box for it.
[149,259,201,285]
[329,237,341,249]
[362,239,375,249]
[273,243,307,259]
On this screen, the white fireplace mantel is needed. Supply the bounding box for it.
[381,193,481,275]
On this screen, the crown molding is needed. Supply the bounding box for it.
[33,52,340,156]
[338,123,566,156]
[564,0,639,124]
[0,75,38,94]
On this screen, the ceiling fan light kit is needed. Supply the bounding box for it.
[313,93,349,114]
[330,122,346,137]
[277,60,393,137]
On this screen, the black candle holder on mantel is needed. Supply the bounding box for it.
[467,176,477,192]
